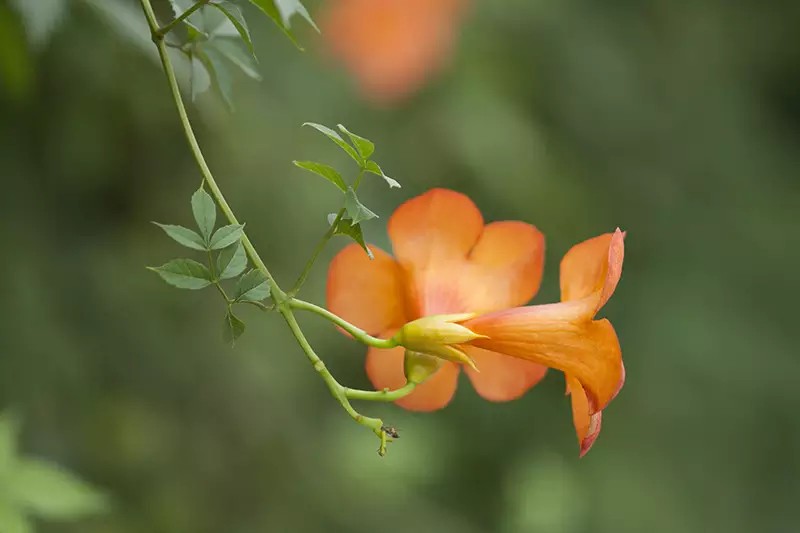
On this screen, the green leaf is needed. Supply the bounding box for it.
[191,188,217,241]
[9,0,68,50]
[329,215,373,259]
[217,241,247,279]
[223,310,246,345]
[153,223,207,251]
[0,411,20,472]
[0,501,32,533]
[364,160,401,189]
[344,187,378,225]
[210,38,261,80]
[293,161,347,192]
[302,123,361,164]
[199,46,235,110]
[190,53,211,101]
[209,224,244,250]
[210,1,255,56]
[5,459,108,519]
[337,124,374,160]
[246,0,318,49]
[235,270,270,302]
[148,259,213,290]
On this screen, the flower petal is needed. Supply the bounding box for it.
[462,345,547,402]
[388,188,484,315]
[327,243,408,335]
[566,375,603,457]
[320,0,466,103]
[365,341,460,412]
[389,188,484,268]
[560,228,625,314]
[388,190,544,316]
[464,221,545,312]
[465,305,623,412]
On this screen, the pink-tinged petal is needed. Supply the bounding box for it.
[465,305,623,413]
[365,334,460,412]
[463,221,546,313]
[327,243,408,335]
[567,375,603,457]
[560,228,625,315]
[462,345,547,402]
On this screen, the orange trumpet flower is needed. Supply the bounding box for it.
[327,188,625,455]
[319,0,468,103]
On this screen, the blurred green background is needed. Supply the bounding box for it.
[1,0,799,532]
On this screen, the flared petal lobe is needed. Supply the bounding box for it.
[365,336,459,411]
[389,188,484,270]
[560,228,625,314]
[462,346,547,402]
[465,305,623,412]
[388,189,545,316]
[463,221,545,313]
[327,244,408,335]
[566,375,602,457]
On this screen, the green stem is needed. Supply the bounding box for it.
[352,168,366,190]
[138,0,413,455]
[345,382,416,402]
[154,0,209,38]
[289,168,366,295]
[288,298,398,349]
[238,300,274,312]
[290,207,344,295]
[279,309,382,426]
[139,0,284,303]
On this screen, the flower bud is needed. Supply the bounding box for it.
[404,350,443,384]
[392,314,485,371]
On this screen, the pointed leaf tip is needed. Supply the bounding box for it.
[330,216,373,259]
[209,223,245,250]
[191,188,217,240]
[302,122,361,164]
[337,124,375,160]
[294,161,347,192]
[223,310,246,345]
[364,160,401,188]
[153,223,208,251]
[149,259,213,290]
[344,188,378,225]
[210,1,256,56]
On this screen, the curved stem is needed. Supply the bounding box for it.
[289,298,398,349]
[139,0,409,455]
[279,309,382,425]
[290,168,365,295]
[139,0,284,302]
[345,382,416,402]
[155,0,209,38]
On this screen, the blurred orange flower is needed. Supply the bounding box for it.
[326,188,625,455]
[319,0,468,103]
